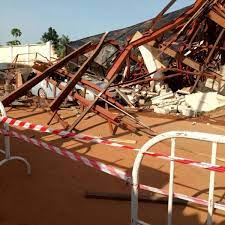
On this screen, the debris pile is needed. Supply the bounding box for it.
[1,0,225,134]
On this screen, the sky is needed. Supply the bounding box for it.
[0,0,194,45]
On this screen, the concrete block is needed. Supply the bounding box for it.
[141,91,147,97]
[185,92,225,112]
[165,105,178,113]
[153,106,170,115]
[202,78,220,92]
[155,82,162,94]
[146,92,158,98]
[151,91,174,104]
[177,87,191,95]
[139,98,146,105]
[178,104,189,112]
[181,108,194,117]
[221,65,225,75]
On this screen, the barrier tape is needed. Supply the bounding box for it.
[144,152,225,173]
[0,129,129,181]
[1,116,225,174]
[1,128,225,211]
[139,184,225,211]
[0,116,139,151]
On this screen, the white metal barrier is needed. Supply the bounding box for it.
[131,131,225,225]
[1,105,225,224]
[0,102,31,174]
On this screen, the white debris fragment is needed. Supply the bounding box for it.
[185,92,225,112]
[153,106,170,114]
[151,91,174,105]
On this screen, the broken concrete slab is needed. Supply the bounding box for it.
[185,92,225,112]
[151,91,174,105]
[178,104,194,117]
[153,106,170,114]
[177,87,192,95]
[131,31,165,92]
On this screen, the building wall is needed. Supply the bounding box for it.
[0,41,57,69]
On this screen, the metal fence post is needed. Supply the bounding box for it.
[131,131,225,225]
[168,138,176,225]
[0,101,31,174]
[207,142,217,225]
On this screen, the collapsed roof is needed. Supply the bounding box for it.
[69,6,190,49]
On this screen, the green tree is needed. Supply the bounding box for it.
[41,27,70,58]
[7,28,22,45]
[11,28,22,38]
[56,35,70,58]
[41,27,59,47]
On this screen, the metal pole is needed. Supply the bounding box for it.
[0,101,31,174]
[0,102,10,159]
[207,142,217,225]
[168,138,176,225]
[93,93,155,133]
[149,0,177,32]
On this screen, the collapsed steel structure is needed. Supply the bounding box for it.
[2,0,225,134]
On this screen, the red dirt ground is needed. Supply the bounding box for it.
[0,106,225,225]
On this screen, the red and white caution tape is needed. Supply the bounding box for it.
[0,129,129,181]
[1,116,225,174]
[1,128,225,211]
[144,152,225,173]
[0,116,138,151]
[139,184,225,211]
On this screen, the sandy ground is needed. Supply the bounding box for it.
[1,106,225,225]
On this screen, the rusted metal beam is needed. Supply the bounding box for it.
[49,110,69,129]
[49,32,108,112]
[80,79,125,110]
[149,0,177,32]
[191,27,225,93]
[49,76,137,133]
[158,45,201,71]
[45,74,133,134]
[74,93,118,121]
[106,0,205,81]
[73,95,138,134]
[53,70,123,109]
[208,9,225,29]
[68,75,117,131]
[67,1,205,131]
[1,42,93,106]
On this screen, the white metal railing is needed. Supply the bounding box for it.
[11,52,56,67]
[131,131,225,225]
[0,102,31,174]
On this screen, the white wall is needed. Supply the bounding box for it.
[0,41,57,69]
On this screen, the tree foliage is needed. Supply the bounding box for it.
[11,28,22,38]
[41,27,59,47]
[7,28,22,46]
[56,35,70,58]
[41,27,70,58]
[7,40,21,45]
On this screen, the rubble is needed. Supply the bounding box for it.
[2,0,225,133]
[185,92,225,112]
